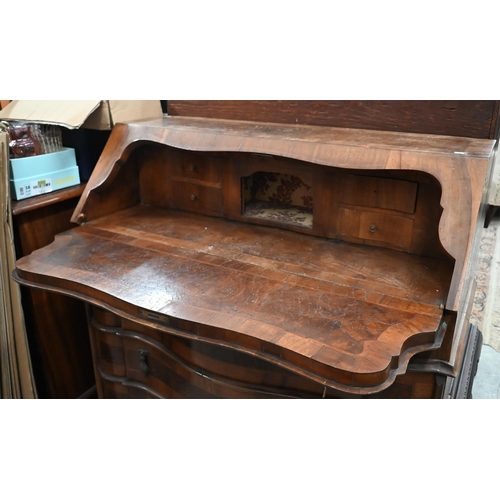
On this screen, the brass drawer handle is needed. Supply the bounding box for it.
[369,224,377,233]
[190,194,197,201]
[189,165,196,172]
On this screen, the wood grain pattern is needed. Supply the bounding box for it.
[337,207,414,251]
[11,184,95,398]
[15,205,453,394]
[166,100,500,139]
[12,113,495,398]
[339,175,418,214]
[71,117,495,310]
[88,308,445,399]
[11,183,86,217]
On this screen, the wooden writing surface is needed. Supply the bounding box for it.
[15,205,453,393]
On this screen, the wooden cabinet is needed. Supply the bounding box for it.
[12,115,495,398]
[12,184,95,398]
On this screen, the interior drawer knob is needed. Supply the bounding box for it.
[369,224,377,233]
[190,194,197,201]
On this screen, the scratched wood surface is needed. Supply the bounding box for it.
[71,117,495,312]
[12,114,496,397]
[14,205,453,392]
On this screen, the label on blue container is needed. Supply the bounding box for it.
[19,185,30,198]
[29,178,52,196]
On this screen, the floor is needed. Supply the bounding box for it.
[472,210,500,399]
[473,344,500,398]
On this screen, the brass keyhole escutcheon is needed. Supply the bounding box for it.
[369,224,377,233]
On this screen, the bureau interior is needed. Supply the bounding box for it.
[116,143,450,261]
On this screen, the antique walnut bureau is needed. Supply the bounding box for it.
[13,101,499,398]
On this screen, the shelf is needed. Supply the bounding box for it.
[11,183,86,216]
[243,200,313,229]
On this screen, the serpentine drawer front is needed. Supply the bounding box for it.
[90,307,337,399]
[13,116,496,398]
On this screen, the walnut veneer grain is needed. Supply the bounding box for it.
[13,115,496,398]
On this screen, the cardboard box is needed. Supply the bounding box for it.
[0,100,163,130]
[10,147,80,200]
[0,100,163,181]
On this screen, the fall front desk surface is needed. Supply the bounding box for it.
[14,204,453,397]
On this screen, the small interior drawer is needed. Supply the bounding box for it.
[337,207,414,251]
[172,160,221,184]
[340,175,418,214]
[171,181,223,216]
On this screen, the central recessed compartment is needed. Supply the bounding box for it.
[242,171,313,229]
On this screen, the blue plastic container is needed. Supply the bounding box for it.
[10,147,80,200]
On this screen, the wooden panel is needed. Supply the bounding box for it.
[172,156,222,183]
[167,100,500,139]
[340,175,418,214]
[138,145,224,210]
[138,144,174,208]
[14,205,453,394]
[91,312,445,399]
[375,372,443,399]
[104,323,328,398]
[11,183,86,217]
[171,181,223,216]
[12,185,95,398]
[93,327,127,378]
[337,207,414,251]
[99,380,152,399]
